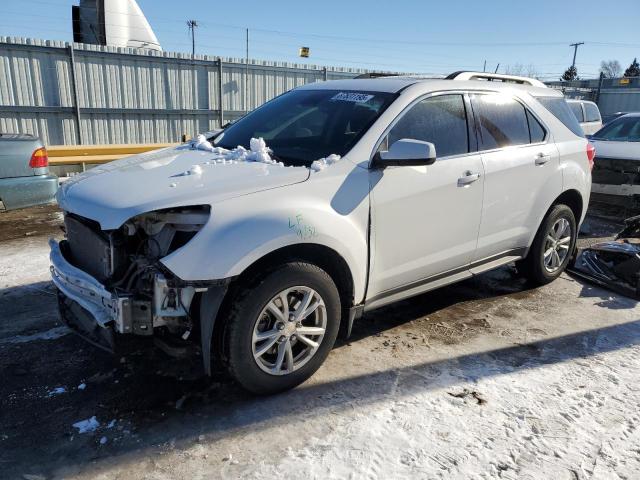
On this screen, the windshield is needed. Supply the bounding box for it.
[592,116,640,142]
[213,89,396,166]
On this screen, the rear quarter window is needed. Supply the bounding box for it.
[584,103,601,123]
[535,97,585,137]
[568,102,584,122]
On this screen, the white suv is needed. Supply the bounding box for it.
[567,99,603,135]
[50,72,593,394]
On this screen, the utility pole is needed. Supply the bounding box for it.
[494,63,500,74]
[245,28,249,112]
[187,20,198,56]
[483,60,486,73]
[570,42,584,69]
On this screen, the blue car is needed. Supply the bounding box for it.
[0,133,58,210]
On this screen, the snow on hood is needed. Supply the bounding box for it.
[310,154,341,172]
[191,135,285,167]
[57,139,310,229]
[193,135,341,173]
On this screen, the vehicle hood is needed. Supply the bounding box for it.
[590,139,640,161]
[57,145,310,229]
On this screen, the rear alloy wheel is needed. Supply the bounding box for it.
[542,217,572,273]
[225,262,340,394]
[518,204,577,285]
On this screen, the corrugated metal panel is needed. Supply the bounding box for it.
[0,37,379,145]
[598,89,640,116]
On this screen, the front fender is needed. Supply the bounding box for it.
[161,164,371,303]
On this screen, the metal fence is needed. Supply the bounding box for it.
[0,37,371,145]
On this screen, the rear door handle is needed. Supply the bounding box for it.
[458,171,481,186]
[535,153,551,166]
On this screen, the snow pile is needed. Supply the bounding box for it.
[192,134,215,152]
[191,135,283,167]
[73,416,100,434]
[310,154,341,172]
[47,387,66,397]
[192,135,341,171]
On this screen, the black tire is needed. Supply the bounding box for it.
[225,262,341,395]
[517,204,577,285]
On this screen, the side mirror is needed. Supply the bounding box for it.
[372,139,437,168]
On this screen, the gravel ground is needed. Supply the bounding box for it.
[0,203,639,479]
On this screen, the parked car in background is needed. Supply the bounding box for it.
[567,99,603,135]
[50,72,592,394]
[589,113,640,205]
[602,112,629,126]
[0,134,58,211]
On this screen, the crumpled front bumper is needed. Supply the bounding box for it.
[49,238,119,327]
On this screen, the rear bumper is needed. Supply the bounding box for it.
[0,174,58,210]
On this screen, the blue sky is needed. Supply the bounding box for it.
[2,0,639,79]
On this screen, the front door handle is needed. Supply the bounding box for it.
[535,153,551,166]
[458,171,481,186]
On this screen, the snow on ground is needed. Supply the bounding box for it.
[253,343,640,480]
[73,417,100,434]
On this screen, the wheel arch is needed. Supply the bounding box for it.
[230,243,355,312]
[205,243,356,372]
[552,189,584,225]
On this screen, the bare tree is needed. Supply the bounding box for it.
[504,63,539,79]
[600,60,622,78]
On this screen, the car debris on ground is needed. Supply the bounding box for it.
[569,215,640,299]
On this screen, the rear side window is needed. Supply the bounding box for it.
[387,94,469,157]
[569,102,584,122]
[527,111,546,143]
[584,103,601,123]
[471,93,530,149]
[535,97,584,137]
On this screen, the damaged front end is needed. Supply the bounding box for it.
[50,205,217,362]
[591,157,640,207]
[568,215,640,300]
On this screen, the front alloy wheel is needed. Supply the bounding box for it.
[224,262,341,394]
[252,286,327,375]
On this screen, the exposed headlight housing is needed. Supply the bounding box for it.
[123,205,211,260]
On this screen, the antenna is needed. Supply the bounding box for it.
[187,20,198,56]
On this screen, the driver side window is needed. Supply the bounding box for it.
[381,94,469,158]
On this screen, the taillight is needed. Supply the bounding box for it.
[586,142,595,171]
[29,147,48,168]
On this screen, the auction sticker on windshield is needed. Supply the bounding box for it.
[331,92,375,103]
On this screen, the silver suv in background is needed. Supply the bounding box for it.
[0,134,58,211]
[567,99,603,135]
